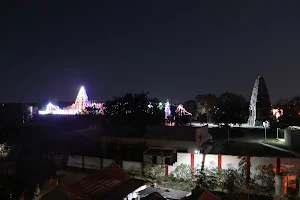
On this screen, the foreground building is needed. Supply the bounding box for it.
[92,124,212,165]
[41,164,146,200]
[248,75,271,126]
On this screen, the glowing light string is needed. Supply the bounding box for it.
[175,104,192,116]
[38,86,103,115]
[164,100,171,119]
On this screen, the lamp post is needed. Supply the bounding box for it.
[263,121,268,140]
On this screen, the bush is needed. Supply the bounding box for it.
[196,167,218,191]
[170,164,194,181]
[143,164,165,181]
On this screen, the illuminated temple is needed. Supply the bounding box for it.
[248,76,271,126]
[38,87,103,115]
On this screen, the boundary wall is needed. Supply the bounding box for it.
[67,153,300,185]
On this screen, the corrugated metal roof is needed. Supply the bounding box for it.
[141,192,166,200]
[139,187,191,200]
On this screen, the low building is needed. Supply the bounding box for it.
[144,125,211,154]
[283,127,300,149]
[94,125,211,161]
[143,147,175,165]
[41,164,146,200]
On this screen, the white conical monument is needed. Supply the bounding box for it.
[74,86,89,111]
[248,76,271,126]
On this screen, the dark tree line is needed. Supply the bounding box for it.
[272,96,300,128]
[184,92,249,125]
[103,92,164,137]
[104,91,251,127]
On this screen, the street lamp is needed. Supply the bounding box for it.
[263,121,268,140]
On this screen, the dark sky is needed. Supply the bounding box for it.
[1,1,300,103]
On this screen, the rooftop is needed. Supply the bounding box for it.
[141,192,166,200]
[144,148,174,157]
[42,164,145,200]
[139,186,191,200]
[144,126,202,142]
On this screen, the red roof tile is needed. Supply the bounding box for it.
[199,192,220,200]
[61,164,132,200]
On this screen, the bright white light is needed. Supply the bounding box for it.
[38,87,103,115]
[176,104,192,116]
[272,108,283,120]
[278,138,285,142]
[191,122,269,129]
[0,143,9,158]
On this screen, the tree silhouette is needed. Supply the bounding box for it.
[195,94,217,123]
[183,100,198,120]
[103,92,164,136]
[214,92,249,125]
[272,96,300,128]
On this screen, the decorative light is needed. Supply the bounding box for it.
[175,104,192,116]
[158,102,163,110]
[164,100,171,118]
[272,108,283,120]
[38,86,103,115]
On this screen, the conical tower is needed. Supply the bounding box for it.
[74,86,89,111]
[248,76,271,126]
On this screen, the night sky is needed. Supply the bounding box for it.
[1,1,300,104]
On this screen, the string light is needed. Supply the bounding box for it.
[38,86,103,115]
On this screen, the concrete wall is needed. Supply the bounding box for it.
[123,161,142,174]
[67,155,142,174]
[67,153,300,186]
[284,129,300,149]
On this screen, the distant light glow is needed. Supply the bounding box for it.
[38,86,103,115]
[176,104,192,116]
[0,143,9,158]
[158,102,163,110]
[164,100,171,118]
[278,138,285,142]
[272,108,283,121]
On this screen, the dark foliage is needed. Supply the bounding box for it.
[195,94,218,122]
[215,92,249,125]
[103,92,164,135]
[272,97,300,128]
[183,100,198,120]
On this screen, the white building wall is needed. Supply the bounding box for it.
[84,156,101,170]
[67,155,82,168]
[103,158,115,167]
[221,155,239,169]
[123,161,142,174]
